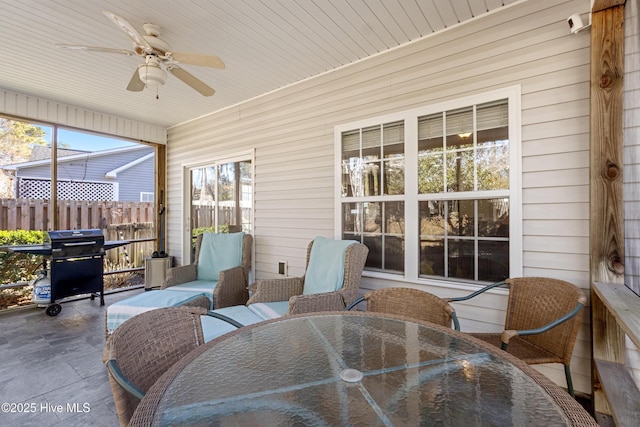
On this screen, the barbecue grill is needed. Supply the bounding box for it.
[9,229,128,316]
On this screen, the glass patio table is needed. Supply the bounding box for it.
[129,311,597,426]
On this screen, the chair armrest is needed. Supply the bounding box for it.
[106,359,145,400]
[247,277,304,304]
[205,310,245,328]
[214,265,249,308]
[500,301,586,349]
[447,280,507,303]
[288,291,346,315]
[450,310,461,331]
[345,296,365,311]
[247,282,257,294]
[162,264,197,288]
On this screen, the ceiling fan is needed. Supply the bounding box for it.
[56,11,224,96]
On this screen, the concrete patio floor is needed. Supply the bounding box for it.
[0,288,143,427]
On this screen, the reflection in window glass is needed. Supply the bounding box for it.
[191,159,252,246]
[384,158,404,195]
[419,198,509,281]
[445,150,474,193]
[416,99,509,282]
[419,100,509,195]
[341,121,404,198]
[343,201,404,274]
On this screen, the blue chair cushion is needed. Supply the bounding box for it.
[200,306,265,342]
[200,302,290,342]
[106,289,207,335]
[169,280,217,309]
[197,232,244,281]
[303,237,357,295]
[247,301,290,319]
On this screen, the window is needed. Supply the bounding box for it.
[341,121,406,273]
[186,154,253,262]
[336,88,521,284]
[140,192,154,202]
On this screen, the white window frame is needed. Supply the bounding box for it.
[334,86,522,285]
[181,150,255,264]
[140,192,154,202]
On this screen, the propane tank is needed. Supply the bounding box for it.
[32,269,51,306]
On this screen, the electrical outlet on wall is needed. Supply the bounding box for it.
[278,261,288,276]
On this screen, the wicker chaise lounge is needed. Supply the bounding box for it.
[196,237,369,342]
[247,237,369,314]
[105,232,251,336]
[161,232,252,308]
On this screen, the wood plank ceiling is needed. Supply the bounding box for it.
[0,0,519,128]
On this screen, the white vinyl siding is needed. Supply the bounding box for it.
[167,0,593,393]
[623,0,640,389]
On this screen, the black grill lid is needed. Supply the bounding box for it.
[45,229,105,257]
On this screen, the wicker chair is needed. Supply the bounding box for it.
[347,287,460,330]
[448,277,587,397]
[247,239,369,314]
[162,233,253,308]
[104,306,246,426]
[103,306,208,426]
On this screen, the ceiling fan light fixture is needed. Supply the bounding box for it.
[138,62,167,87]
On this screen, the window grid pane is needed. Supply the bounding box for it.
[419,199,509,281]
[340,96,510,282]
[344,201,405,274]
[341,121,405,198]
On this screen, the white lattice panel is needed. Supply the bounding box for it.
[18,178,114,201]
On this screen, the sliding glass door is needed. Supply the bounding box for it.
[188,156,253,262]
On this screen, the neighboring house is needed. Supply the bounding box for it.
[0,145,154,202]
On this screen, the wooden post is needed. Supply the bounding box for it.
[155,143,166,253]
[50,128,58,230]
[589,0,626,417]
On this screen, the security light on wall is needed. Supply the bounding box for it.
[567,13,591,34]
[567,0,593,34]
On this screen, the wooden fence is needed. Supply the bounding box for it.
[0,198,156,231]
[0,199,158,268]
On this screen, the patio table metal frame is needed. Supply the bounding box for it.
[129,311,597,426]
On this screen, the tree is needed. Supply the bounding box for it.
[0,118,48,165]
[0,118,48,197]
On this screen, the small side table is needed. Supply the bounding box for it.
[144,256,172,290]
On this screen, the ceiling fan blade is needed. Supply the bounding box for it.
[168,66,215,96]
[169,52,225,69]
[126,68,145,92]
[103,11,151,50]
[55,44,136,56]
